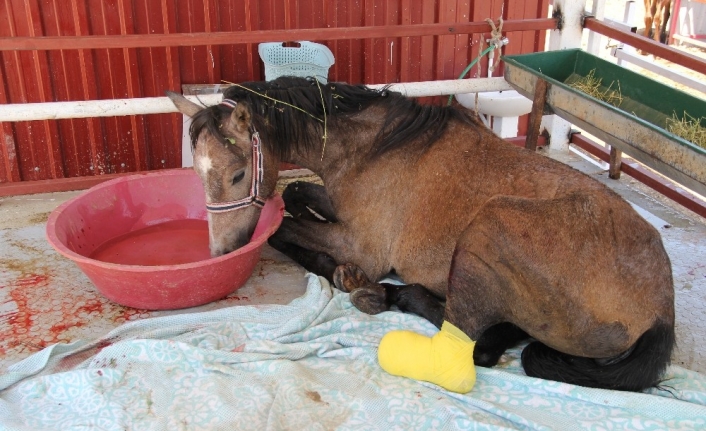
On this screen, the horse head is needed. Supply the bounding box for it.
[167,91,279,257]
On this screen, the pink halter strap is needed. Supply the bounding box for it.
[205,99,266,213]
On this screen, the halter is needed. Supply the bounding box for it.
[205,99,266,213]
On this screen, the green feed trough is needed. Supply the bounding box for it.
[502,49,706,197]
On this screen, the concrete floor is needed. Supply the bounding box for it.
[0,190,310,371]
[1,150,705,375]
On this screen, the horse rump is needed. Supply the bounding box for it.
[520,321,675,392]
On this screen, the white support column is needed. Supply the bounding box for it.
[542,0,586,152]
[616,1,638,66]
[492,117,521,138]
[182,115,193,167]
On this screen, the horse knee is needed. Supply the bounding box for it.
[282,182,322,222]
[281,181,302,206]
[282,181,336,222]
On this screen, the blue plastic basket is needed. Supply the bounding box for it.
[258,41,335,83]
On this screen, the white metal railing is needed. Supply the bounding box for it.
[0,78,512,123]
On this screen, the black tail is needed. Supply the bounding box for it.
[521,322,675,392]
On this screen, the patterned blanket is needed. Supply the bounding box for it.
[2,274,705,430]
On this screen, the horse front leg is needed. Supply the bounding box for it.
[644,0,655,39]
[332,263,445,326]
[268,216,358,283]
[268,233,339,281]
[652,10,663,43]
[282,181,338,222]
[268,181,342,280]
[657,0,671,43]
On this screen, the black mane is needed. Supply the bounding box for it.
[188,76,470,160]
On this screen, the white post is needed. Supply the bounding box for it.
[182,115,193,168]
[541,0,586,152]
[617,1,638,66]
[586,0,606,55]
[624,1,638,31]
[492,117,520,138]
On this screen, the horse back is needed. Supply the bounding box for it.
[374,121,673,318]
[454,189,673,356]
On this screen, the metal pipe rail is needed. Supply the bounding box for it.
[0,78,512,123]
[583,16,706,75]
[0,19,558,51]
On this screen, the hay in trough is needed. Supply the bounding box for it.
[567,70,705,150]
[666,111,706,150]
[568,69,623,108]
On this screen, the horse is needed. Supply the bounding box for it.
[167,76,675,392]
[644,0,672,44]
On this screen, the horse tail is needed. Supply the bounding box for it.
[520,321,675,392]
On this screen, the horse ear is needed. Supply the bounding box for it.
[166,91,202,117]
[231,103,252,133]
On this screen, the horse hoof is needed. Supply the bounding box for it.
[333,263,371,293]
[350,285,388,315]
[473,349,504,368]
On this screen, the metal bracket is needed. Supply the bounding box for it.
[581,12,595,28]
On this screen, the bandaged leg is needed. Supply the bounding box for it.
[377,321,476,393]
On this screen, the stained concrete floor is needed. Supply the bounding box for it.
[1,150,705,375]
[0,183,310,371]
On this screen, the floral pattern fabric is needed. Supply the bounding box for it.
[1,274,705,431]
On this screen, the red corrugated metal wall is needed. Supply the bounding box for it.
[0,0,549,185]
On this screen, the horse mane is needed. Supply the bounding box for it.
[188,76,471,160]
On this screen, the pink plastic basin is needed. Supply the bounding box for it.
[46,169,284,310]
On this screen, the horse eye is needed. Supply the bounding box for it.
[232,171,245,185]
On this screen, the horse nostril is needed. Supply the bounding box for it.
[213,245,238,256]
[210,247,227,258]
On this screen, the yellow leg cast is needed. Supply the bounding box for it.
[377,321,476,393]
